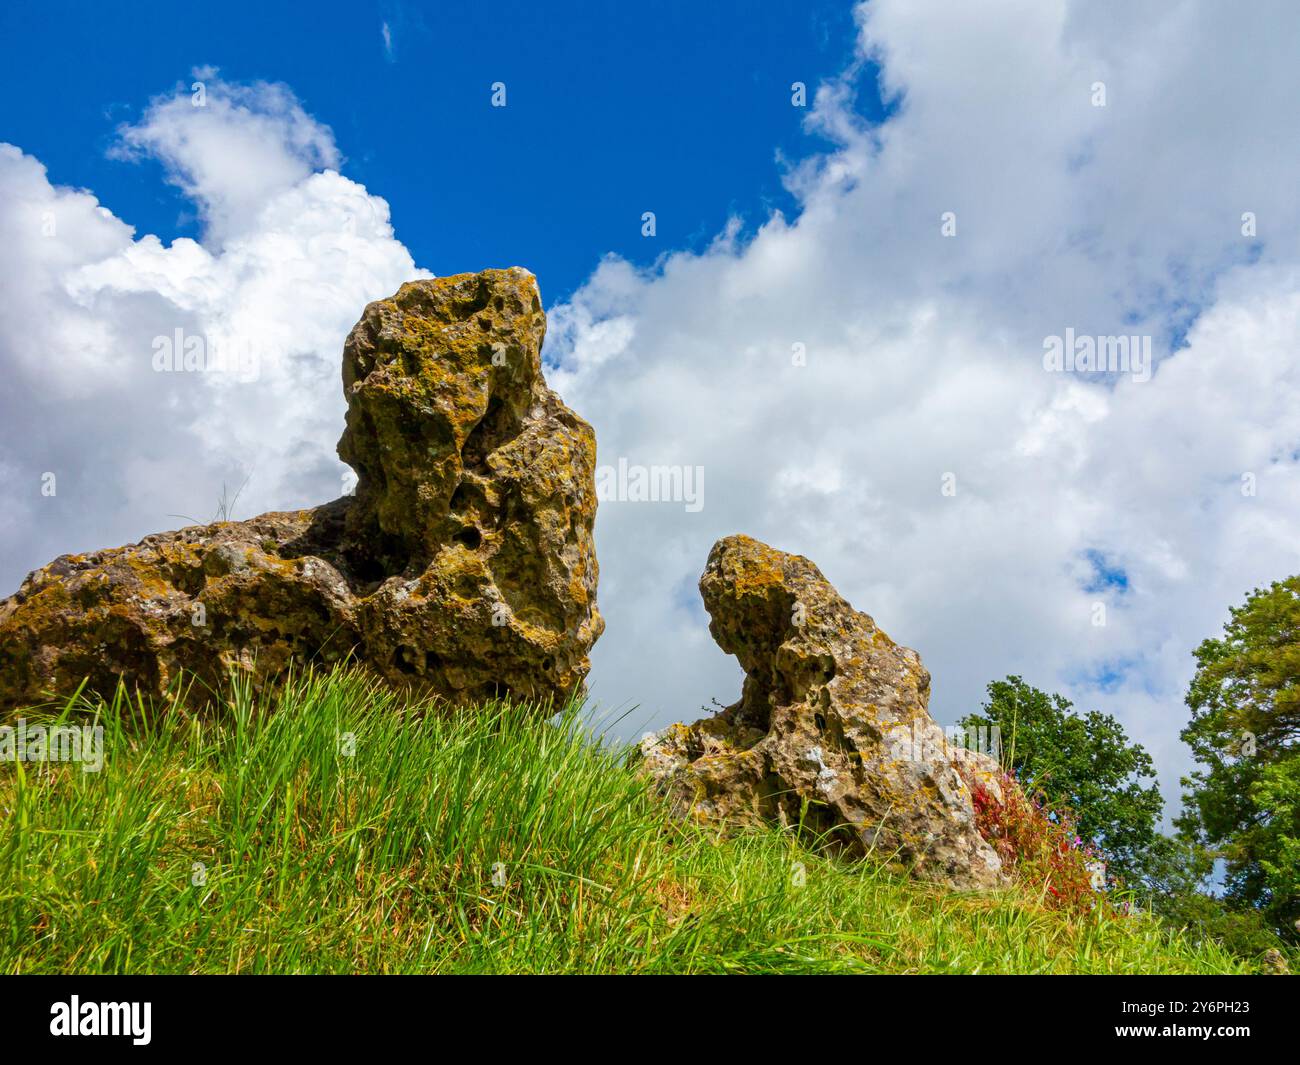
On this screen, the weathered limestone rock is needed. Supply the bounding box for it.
[0,268,603,714]
[1261,948,1290,975]
[640,535,1006,890]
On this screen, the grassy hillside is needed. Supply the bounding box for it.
[0,669,1248,974]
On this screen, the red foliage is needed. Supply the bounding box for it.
[962,769,1110,915]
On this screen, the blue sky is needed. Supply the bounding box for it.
[2,0,871,302]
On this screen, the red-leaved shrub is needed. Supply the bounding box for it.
[961,769,1109,915]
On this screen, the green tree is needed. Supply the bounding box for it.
[1179,577,1300,940]
[960,676,1163,882]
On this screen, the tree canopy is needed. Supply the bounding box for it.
[1179,576,1300,939]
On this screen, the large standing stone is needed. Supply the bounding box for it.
[0,268,603,714]
[639,534,1006,890]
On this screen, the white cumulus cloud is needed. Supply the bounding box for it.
[0,72,427,598]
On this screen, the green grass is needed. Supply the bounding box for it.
[0,668,1250,974]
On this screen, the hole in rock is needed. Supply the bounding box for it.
[453,526,482,550]
[391,646,421,675]
[449,481,476,515]
[462,395,508,470]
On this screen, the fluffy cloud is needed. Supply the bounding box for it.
[0,72,426,600]
[546,0,1300,808]
[109,68,343,245]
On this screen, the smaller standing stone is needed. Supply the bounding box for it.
[640,534,1006,890]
